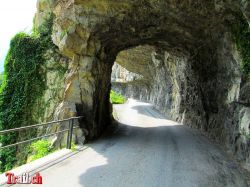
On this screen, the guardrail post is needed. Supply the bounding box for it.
[66,119,74,149]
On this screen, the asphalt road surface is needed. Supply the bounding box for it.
[22,99,249,187]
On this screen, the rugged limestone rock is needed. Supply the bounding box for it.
[111,63,142,82]
[34,0,250,168]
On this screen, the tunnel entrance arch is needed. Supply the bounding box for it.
[44,0,250,163]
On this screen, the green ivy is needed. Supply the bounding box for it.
[0,15,55,172]
[231,13,250,79]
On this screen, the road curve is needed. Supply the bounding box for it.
[28,99,249,187]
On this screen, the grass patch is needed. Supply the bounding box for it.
[71,142,77,152]
[27,140,78,162]
[110,90,126,104]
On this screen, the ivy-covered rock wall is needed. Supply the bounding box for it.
[0,15,68,172]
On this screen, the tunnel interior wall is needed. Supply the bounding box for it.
[112,47,205,129]
[112,36,250,167]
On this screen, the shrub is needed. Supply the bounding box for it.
[110,90,126,104]
[28,140,52,162]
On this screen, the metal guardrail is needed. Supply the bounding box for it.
[0,116,83,150]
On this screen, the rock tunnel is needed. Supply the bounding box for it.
[34,0,250,165]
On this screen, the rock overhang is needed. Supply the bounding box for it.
[49,0,247,59]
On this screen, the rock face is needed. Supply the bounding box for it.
[111,63,142,82]
[34,0,250,168]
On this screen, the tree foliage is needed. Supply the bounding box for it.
[0,73,3,86]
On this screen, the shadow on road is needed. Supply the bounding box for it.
[28,100,249,187]
[76,122,249,187]
[131,104,166,119]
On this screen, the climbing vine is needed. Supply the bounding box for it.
[0,15,55,172]
[231,13,250,79]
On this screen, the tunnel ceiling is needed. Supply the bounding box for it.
[115,45,185,81]
[115,45,154,79]
[90,0,235,51]
[48,0,249,58]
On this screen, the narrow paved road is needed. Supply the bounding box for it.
[32,99,249,187]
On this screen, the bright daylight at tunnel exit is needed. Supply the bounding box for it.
[0,0,250,186]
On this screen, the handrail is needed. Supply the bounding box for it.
[0,116,83,135]
[0,116,83,150]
